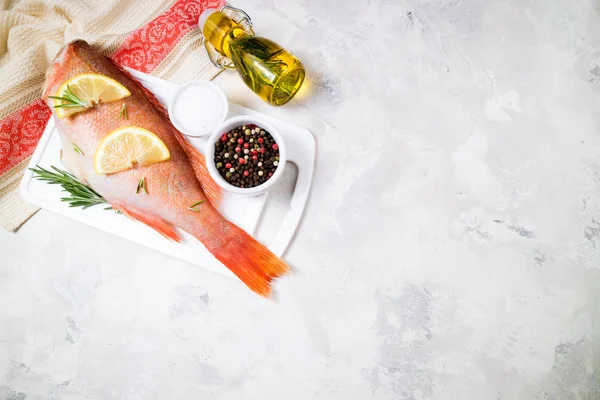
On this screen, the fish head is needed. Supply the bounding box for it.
[43,40,73,100]
[42,40,102,181]
[42,40,99,101]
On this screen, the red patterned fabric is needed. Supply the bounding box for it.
[0,100,52,175]
[0,0,224,177]
[113,0,223,72]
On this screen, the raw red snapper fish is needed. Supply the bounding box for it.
[42,40,289,296]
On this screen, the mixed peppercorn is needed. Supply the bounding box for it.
[213,124,280,188]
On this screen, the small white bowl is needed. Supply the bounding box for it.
[206,115,286,195]
[168,80,228,137]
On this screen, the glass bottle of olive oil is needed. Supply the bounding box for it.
[200,9,305,106]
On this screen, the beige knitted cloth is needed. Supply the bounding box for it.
[0,0,223,231]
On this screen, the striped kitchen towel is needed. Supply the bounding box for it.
[0,0,225,230]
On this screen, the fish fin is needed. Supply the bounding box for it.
[117,64,222,207]
[208,224,290,297]
[174,136,222,207]
[117,206,181,242]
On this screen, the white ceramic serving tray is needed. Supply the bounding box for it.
[19,68,315,279]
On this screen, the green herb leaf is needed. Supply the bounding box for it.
[136,177,147,194]
[188,200,205,212]
[48,85,90,109]
[120,103,128,120]
[52,103,89,108]
[72,143,83,155]
[30,165,107,209]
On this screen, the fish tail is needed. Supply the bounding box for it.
[209,225,290,296]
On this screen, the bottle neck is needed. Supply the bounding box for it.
[202,11,248,58]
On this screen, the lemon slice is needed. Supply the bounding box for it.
[52,73,131,119]
[94,126,170,174]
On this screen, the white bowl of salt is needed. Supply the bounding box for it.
[168,80,228,137]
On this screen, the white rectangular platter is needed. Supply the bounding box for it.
[19,69,315,279]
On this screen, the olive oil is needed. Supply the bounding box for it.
[201,10,305,106]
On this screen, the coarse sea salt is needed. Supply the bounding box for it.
[170,82,227,136]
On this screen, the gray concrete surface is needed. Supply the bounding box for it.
[2,0,600,398]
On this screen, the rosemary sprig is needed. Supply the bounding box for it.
[29,165,107,209]
[120,103,128,119]
[72,143,83,155]
[48,85,90,109]
[136,177,147,194]
[188,200,205,212]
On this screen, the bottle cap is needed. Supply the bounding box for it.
[199,8,218,30]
